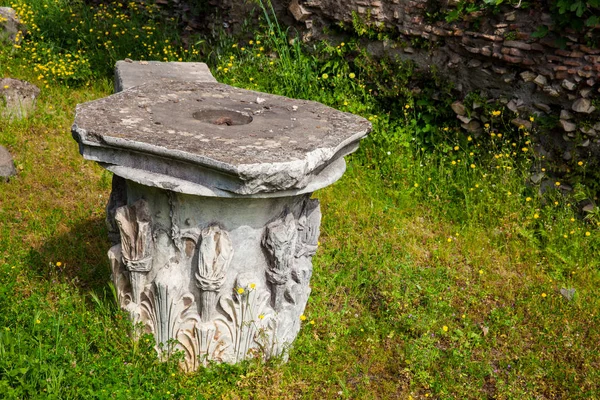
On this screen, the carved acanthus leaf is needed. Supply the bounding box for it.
[216,275,273,363]
[195,225,233,291]
[108,244,133,310]
[114,199,153,271]
[295,199,321,258]
[140,282,196,354]
[263,211,297,285]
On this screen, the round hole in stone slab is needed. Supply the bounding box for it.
[193,109,253,126]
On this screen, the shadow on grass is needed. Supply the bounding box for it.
[26,216,112,292]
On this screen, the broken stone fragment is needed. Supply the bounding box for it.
[0,78,40,121]
[461,120,481,133]
[542,85,560,97]
[533,75,547,87]
[506,100,518,113]
[511,118,532,130]
[0,145,16,180]
[457,115,471,124]
[582,203,595,212]
[580,127,597,137]
[520,71,536,82]
[505,11,516,21]
[579,88,592,98]
[492,65,508,75]
[560,109,574,120]
[561,79,576,91]
[534,103,551,113]
[572,98,596,114]
[530,172,544,184]
[0,7,22,43]
[559,119,577,132]
[560,287,576,301]
[288,0,311,22]
[451,101,466,116]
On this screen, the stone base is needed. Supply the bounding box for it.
[109,180,320,370]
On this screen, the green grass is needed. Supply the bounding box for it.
[0,0,599,398]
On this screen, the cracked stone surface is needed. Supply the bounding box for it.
[72,80,371,197]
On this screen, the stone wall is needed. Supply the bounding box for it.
[207,0,599,167]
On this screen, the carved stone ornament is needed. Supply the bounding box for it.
[195,225,233,321]
[72,63,370,370]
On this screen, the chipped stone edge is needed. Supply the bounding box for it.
[72,121,368,197]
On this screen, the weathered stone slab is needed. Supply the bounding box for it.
[0,78,40,120]
[114,60,216,92]
[72,81,371,197]
[0,145,16,180]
